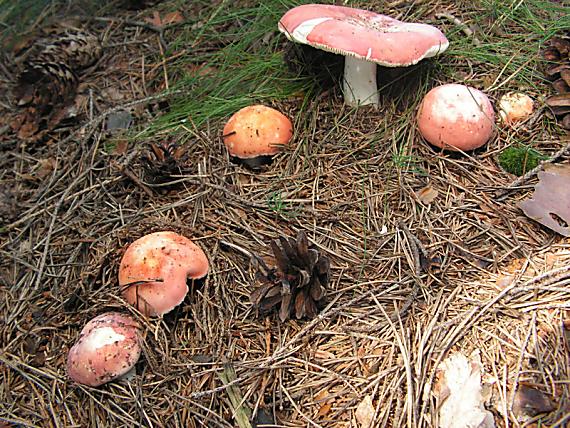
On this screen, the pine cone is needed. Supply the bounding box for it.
[11,25,101,141]
[543,31,570,129]
[11,62,78,140]
[142,142,187,185]
[14,26,102,70]
[251,231,330,322]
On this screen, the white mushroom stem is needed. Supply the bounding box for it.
[342,56,379,107]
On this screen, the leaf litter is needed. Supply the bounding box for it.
[0,0,569,427]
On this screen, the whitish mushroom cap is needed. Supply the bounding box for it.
[497,92,534,125]
[67,312,141,387]
[417,84,495,151]
[278,4,449,67]
[119,231,209,317]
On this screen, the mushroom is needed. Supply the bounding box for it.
[497,92,534,125]
[278,4,449,107]
[119,231,209,317]
[222,105,293,168]
[67,312,141,387]
[417,83,495,151]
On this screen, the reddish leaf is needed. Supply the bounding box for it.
[519,164,570,236]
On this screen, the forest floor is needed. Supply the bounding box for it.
[1,0,569,427]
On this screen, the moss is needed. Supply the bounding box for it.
[498,145,548,176]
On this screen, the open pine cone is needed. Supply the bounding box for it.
[251,231,330,322]
[543,31,570,129]
[11,25,102,141]
[142,142,187,185]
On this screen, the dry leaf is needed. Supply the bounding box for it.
[314,349,335,359]
[113,139,129,155]
[519,164,570,236]
[437,352,495,428]
[35,158,56,179]
[416,185,439,205]
[162,11,184,25]
[316,402,332,417]
[146,11,162,27]
[355,395,375,428]
[314,389,329,402]
[512,384,555,421]
[145,10,184,28]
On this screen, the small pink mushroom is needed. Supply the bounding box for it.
[67,312,141,387]
[119,231,209,317]
[417,83,495,151]
[223,105,293,168]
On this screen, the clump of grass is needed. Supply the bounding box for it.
[498,145,548,176]
[440,0,569,90]
[0,0,113,43]
[147,0,318,136]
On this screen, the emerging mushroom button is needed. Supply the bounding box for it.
[119,231,209,317]
[417,84,495,151]
[67,312,141,387]
[222,105,293,168]
[278,4,449,107]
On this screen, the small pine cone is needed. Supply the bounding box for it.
[142,142,188,185]
[12,61,78,140]
[11,25,101,141]
[251,231,330,322]
[543,32,570,92]
[14,25,101,70]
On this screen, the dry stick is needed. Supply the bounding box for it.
[435,12,482,46]
[496,140,570,200]
[217,364,253,428]
[121,167,154,197]
[397,221,426,318]
[89,16,169,50]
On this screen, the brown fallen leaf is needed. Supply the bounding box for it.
[314,349,335,360]
[416,185,439,205]
[512,384,556,421]
[316,402,332,417]
[35,158,56,179]
[355,395,375,428]
[162,11,184,25]
[145,10,184,28]
[519,164,570,236]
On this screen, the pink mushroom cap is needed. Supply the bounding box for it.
[67,312,141,387]
[417,84,495,151]
[278,4,449,67]
[278,4,449,107]
[119,231,209,317]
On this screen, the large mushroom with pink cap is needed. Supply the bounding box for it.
[119,231,209,317]
[278,4,449,107]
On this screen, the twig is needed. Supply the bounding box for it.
[398,221,424,275]
[88,16,168,50]
[496,140,570,200]
[217,363,253,428]
[436,12,482,46]
[121,167,154,197]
